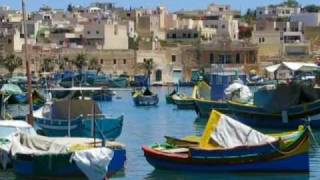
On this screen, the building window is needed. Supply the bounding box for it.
[143,58,146,63]
[172,55,176,63]
[187,33,191,38]
[113,59,116,64]
[210,53,214,64]
[8,39,12,44]
[182,33,186,38]
[225,55,232,64]
[96,30,100,34]
[194,33,198,38]
[87,31,90,34]
[100,59,103,64]
[262,37,265,42]
[123,59,126,64]
[172,33,176,39]
[155,69,162,81]
[219,55,224,64]
[221,24,225,29]
[236,53,240,64]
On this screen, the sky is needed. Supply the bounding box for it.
[0,0,319,12]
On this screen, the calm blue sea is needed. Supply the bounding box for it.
[1,87,320,179]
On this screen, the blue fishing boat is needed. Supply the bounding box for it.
[133,89,159,106]
[10,134,126,179]
[142,110,309,172]
[132,59,159,106]
[194,98,228,118]
[109,76,128,88]
[34,98,123,140]
[91,88,114,101]
[227,82,320,128]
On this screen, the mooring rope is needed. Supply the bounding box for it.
[308,125,320,149]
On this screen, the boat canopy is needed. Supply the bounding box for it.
[199,111,277,149]
[265,62,319,73]
[0,84,23,95]
[49,99,102,120]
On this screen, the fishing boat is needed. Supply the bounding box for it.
[132,88,159,106]
[193,71,246,118]
[34,97,123,140]
[165,89,177,104]
[110,77,128,88]
[10,133,126,179]
[1,84,45,119]
[142,110,309,172]
[91,89,114,101]
[172,94,195,110]
[227,82,320,128]
[194,98,229,118]
[0,121,37,170]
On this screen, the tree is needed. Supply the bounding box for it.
[72,53,87,83]
[0,54,23,76]
[41,58,55,72]
[304,5,320,13]
[243,8,256,23]
[67,4,73,12]
[281,0,299,7]
[143,59,153,87]
[88,57,102,74]
[72,53,87,73]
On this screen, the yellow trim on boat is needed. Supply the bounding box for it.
[199,110,221,149]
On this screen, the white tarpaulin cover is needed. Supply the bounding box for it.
[210,114,277,149]
[0,121,36,170]
[71,147,114,180]
[265,62,318,73]
[224,82,252,104]
[10,133,70,156]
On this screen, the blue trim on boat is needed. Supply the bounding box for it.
[145,153,309,172]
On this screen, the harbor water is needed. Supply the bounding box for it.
[1,87,320,179]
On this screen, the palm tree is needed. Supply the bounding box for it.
[41,58,55,72]
[0,54,23,77]
[143,59,153,87]
[88,57,102,74]
[72,53,88,83]
[72,53,87,73]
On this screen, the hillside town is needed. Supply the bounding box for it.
[1,1,320,179]
[0,1,320,84]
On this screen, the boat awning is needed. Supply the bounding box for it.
[265,62,319,73]
[265,64,281,73]
[49,87,104,91]
[1,84,24,95]
[199,111,277,149]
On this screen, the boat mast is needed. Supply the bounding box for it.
[22,0,34,125]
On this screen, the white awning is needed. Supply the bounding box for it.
[265,62,319,73]
[265,64,281,73]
